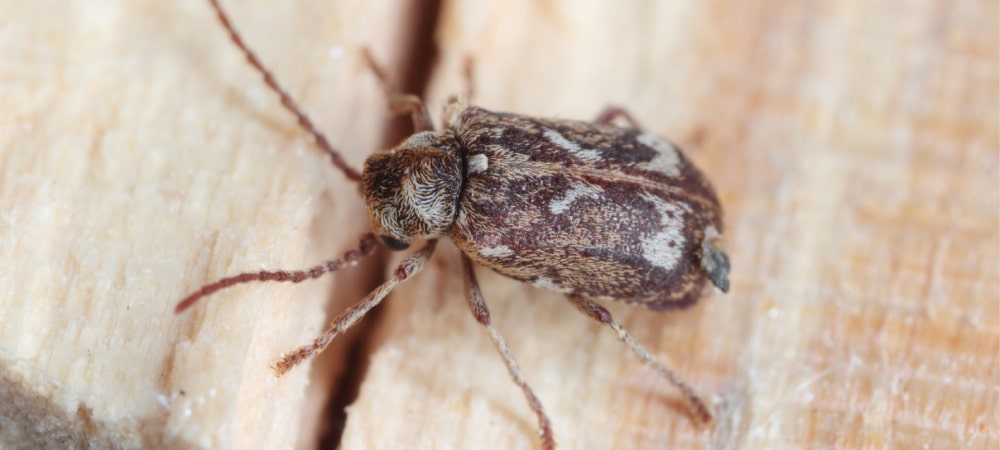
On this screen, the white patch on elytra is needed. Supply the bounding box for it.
[468,154,489,174]
[543,128,602,161]
[480,245,514,258]
[637,132,682,177]
[640,193,685,270]
[533,277,572,293]
[549,182,604,214]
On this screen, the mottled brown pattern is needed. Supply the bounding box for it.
[358,102,728,310]
[185,4,731,446]
[447,105,727,310]
[362,132,463,249]
[348,101,729,441]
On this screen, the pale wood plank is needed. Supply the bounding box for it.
[0,0,411,448]
[341,1,999,449]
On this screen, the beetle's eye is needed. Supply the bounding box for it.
[380,235,410,251]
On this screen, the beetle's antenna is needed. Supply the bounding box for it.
[208,0,362,183]
[175,234,379,313]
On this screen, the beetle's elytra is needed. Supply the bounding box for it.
[179,1,730,448]
[364,100,730,309]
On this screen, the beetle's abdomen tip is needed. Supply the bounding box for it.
[700,227,730,294]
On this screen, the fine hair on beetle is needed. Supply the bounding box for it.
[177,1,732,448]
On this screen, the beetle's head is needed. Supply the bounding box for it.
[361,131,463,250]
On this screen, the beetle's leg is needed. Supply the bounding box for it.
[461,254,555,450]
[360,48,434,132]
[444,55,476,112]
[566,295,713,423]
[273,239,438,375]
[208,0,362,182]
[460,54,476,102]
[593,106,643,129]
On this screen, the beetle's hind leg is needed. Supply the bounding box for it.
[566,295,713,423]
[593,106,643,129]
[461,254,555,450]
[273,239,439,375]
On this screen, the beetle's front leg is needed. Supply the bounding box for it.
[361,48,433,132]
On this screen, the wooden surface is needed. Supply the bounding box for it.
[342,1,1000,449]
[0,1,997,450]
[0,0,410,448]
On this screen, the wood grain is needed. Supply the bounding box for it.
[1,1,996,450]
[0,0,411,448]
[340,1,999,449]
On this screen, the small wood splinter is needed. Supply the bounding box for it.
[179,0,732,448]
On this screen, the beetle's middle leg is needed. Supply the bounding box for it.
[593,106,643,129]
[461,254,555,450]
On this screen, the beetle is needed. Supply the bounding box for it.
[178,1,731,448]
